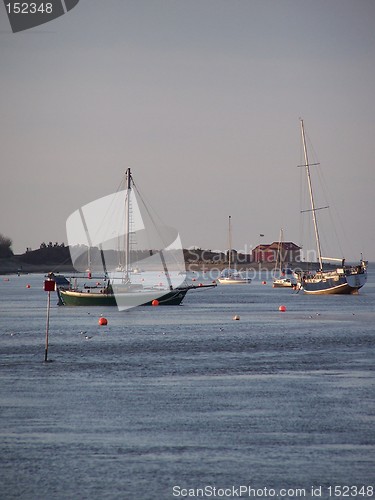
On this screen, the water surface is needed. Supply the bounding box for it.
[1,271,374,499]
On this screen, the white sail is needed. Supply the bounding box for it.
[66,172,186,310]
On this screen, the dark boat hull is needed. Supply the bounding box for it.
[301,270,367,295]
[57,287,189,306]
[56,283,216,307]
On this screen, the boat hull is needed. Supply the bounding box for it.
[57,282,217,307]
[217,278,252,285]
[57,287,189,306]
[217,267,251,285]
[272,280,294,288]
[301,271,367,295]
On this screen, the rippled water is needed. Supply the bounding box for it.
[0,270,374,499]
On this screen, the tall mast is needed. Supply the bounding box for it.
[274,228,283,275]
[300,119,323,270]
[124,167,132,281]
[228,215,232,269]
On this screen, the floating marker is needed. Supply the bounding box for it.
[233,315,240,320]
[26,284,31,288]
[279,305,287,312]
[152,299,159,306]
[262,281,267,285]
[98,317,108,326]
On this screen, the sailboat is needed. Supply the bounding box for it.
[272,229,298,288]
[217,216,251,284]
[297,119,367,295]
[57,168,216,309]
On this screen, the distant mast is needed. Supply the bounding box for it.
[274,228,284,275]
[300,119,323,271]
[228,215,232,269]
[124,167,132,282]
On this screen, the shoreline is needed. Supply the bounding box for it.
[0,257,75,276]
[0,257,324,276]
[0,247,349,276]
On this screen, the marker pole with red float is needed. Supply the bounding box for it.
[44,279,56,362]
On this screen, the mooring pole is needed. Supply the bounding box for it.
[44,278,55,362]
[45,290,51,362]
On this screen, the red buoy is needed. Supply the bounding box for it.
[279,305,287,312]
[98,317,108,325]
[26,284,31,288]
[152,299,159,306]
[262,281,267,285]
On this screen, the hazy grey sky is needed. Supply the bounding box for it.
[1,0,375,260]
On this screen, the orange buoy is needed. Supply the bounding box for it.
[233,314,240,320]
[26,284,31,288]
[98,317,108,326]
[152,299,159,306]
[279,305,287,312]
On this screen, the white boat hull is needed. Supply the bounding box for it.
[272,279,295,288]
[217,277,252,285]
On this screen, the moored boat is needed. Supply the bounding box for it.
[297,119,367,295]
[217,216,251,285]
[217,269,252,285]
[272,229,298,288]
[297,263,367,295]
[57,168,216,308]
[273,268,298,288]
[57,281,215,306]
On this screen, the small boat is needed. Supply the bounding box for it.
[273,268,298,288]
[272,229,298,288]
[218,267,252,285]
[57,168,216,308]
[217,216,251,285]
[296,119,367,295]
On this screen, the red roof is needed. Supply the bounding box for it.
[253,242,301,251]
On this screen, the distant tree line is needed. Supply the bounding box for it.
[39,242,66,249]
[21,243,71,265]
[0,233,13,258]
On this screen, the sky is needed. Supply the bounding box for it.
[1,0,375,260]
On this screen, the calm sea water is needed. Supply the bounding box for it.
[0,270,374,500]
